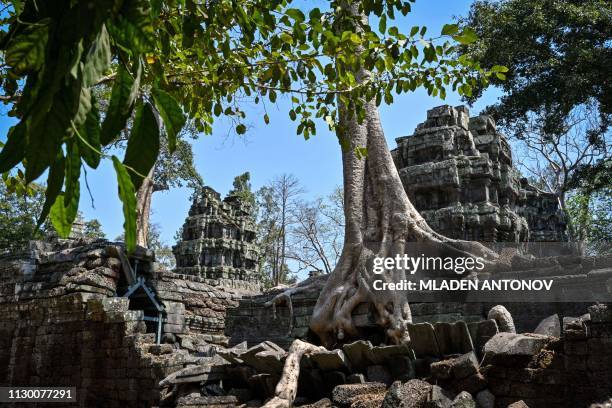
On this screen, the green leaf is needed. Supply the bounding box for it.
[82,24,111,87]
[108,0,155,54]
[100,63,140,145]
[263,113,270,124]
[236,124,246,134]
[0,124,26,173]
[113,156,137,253]
[78,94,102,169]
[286,8,305,23]
[123,103,160,190]
[491,65,509,73]
[64,141,81,207]
[5,18,50,75]
[453,27,478,45]
[441,24,459,36]
[152,85,185,153]
[378,15,387,34]
[37,152,65,229]
[49,192,79,239]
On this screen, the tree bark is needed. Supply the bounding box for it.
[136,167,155,248]
[305,5,496,347]
[261,340,326,408]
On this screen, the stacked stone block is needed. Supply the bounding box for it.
[0,238,253,407]
[391,105,567,244]
[173,186,262,291]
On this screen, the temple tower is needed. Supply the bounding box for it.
[173,186,262,291]
[391,105,566,243]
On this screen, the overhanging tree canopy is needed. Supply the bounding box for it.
[0,0,494,252]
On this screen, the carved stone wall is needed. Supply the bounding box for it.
[391,105,567,243]
[173,186,262,291]
[0,239,249,406]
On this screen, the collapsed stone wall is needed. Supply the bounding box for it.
[150,271,246,346]
[0,239,252,407]
[170,304,612,408]
[481,304,612,407]
[225,253,612,348]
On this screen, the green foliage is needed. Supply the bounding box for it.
[566,189,612,255]
[0,180,45,253]
[0,0,493,253]
[147,223,176,270]
[83,219,106,239]
[49,193,78,238]
[229,172,256,208]
[459,0,611,140]
[113,156,137,252]
[152,85,186,152]
[123,102,160,190]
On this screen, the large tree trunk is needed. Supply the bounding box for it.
[136,167,155,248]
[262,6,496,406]
[307,6,494,348]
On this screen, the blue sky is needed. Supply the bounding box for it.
[0,0,501,245]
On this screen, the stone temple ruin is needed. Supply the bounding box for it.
[392,105,567,244]
[0,108,610,408]
[173,186,261,292]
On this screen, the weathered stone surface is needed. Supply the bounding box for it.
[534,314,560,337]
[368,343,414,367]
[332,383,387,407]
[392,105,566,244]
[483,333,549,366]
[239,341,287,374]
[343,340,374,371]
[589,304,612,323]
[248,373,279,399]
[450,391,475,408]
[176,394,238,408]
[173,185,262,291]
[381,379,432,408]
[454,373,487,395]
[298,398,333,408]
[507,401,529,408]
[467,320,499,358]
[310,348,349,371]
[427,385,454,408]
[487,306,516,334]
[348,373,367,384]
[434,321,474,355]
[408,323,441,357]
[367,364,392,385]
[431,352,479,381]
[475,389,495,408]
[590,398,612,408]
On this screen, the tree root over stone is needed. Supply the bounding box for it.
[261,340,327,408]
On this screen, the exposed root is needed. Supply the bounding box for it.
[265,276,328,337]
[488,305,517,333]
[261,339,326,408]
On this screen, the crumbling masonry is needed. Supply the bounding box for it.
[392,105,567,243]
[173,186,262,292]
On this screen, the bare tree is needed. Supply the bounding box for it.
[511,100,611,240]
[256,174,304,286]
[287,187,344,274]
